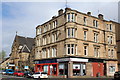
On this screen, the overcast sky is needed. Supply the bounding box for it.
[1,0,120,57]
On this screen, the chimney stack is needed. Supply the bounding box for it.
[58,9,63,16]
[87,12,91,16]
[98,14,103,19]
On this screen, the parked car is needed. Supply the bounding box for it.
[1,70,6,74]
[24,71,33,78]
[114,71,120,80]
[13,71,24,76]
[5,69,14,75]
[31,72,48,79]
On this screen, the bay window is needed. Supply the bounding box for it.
[93,20,98,28]
[42,49,46,58]
[67,28,75,38]
[94,32,98,42]
[67,13,76,22]
[66,44,76,55]
[52,48,56,57]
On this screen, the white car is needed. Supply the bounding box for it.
[1,70,6,75]
[32,72,48,79]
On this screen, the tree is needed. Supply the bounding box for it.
[0,50,6,61]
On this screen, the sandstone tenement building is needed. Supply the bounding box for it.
[34,8,118,78]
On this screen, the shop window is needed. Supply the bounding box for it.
[109,66,115,73]
[73,63,86,76]
[59,64,64,75]
[44,65,48,73]
[73,64,80,76]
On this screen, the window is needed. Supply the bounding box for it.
[48,49,50,58]
[108,49,111,57]
[52,33,57,43]
[67,13,76,22]
[45,25,47,32]
[53,20,57,28]
[37,28,41,35]
[106,24,109,30]
[42,49,46,58]
[71,44,74,54]
[109,66,115,73]
[73,63,86,76]
[59,64,65,75]
[67,13,70,22]
[71,28,75,37]
[71,13,75,22]
[93,20,98,28]
[84,17,87,25]
[84,31,87,40]
[52,34,54,43]
[94,32,98,42]
[84,46,88,56]
[66,44,75,55]
[68,28,70,37]
[94,47,99,57]
[52,48,56,57]
[108,36,112,44]
[67,44,70,54]
[111,49,114,58]
[48,34,50,43]
[110,24,112,31]
[43,37,46,45]
[110,36,112,44]
[67,28,75,38]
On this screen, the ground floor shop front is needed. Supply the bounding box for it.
[34,57,118,78]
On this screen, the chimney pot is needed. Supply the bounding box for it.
[87,12,91,16]
[98,14,103,19]
[58,9,63,16]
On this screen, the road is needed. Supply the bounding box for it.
[1,75,114,80]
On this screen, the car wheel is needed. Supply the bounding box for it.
[39,76,41,80]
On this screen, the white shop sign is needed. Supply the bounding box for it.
[57,58,88,62]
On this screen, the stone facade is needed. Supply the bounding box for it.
[9,35,34,71]
[114,22,120,71]
[34,8,118,77]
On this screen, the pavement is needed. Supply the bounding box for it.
[1,74,115,80]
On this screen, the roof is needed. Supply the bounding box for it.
[36,8,120,29]
[14,35,35,53]
[0,57,10,64]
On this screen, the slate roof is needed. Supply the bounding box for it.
[15,35,35,53]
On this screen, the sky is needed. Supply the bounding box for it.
[1,0,120,57]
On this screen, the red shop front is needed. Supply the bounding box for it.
[92,62,104,77]
[35,63,58,76]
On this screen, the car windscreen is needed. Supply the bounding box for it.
[9,70,13,72]
[34,72,40,74]
[18,71,22,73]
[41,72,47,74]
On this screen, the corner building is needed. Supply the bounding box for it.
[34,8,118,78]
